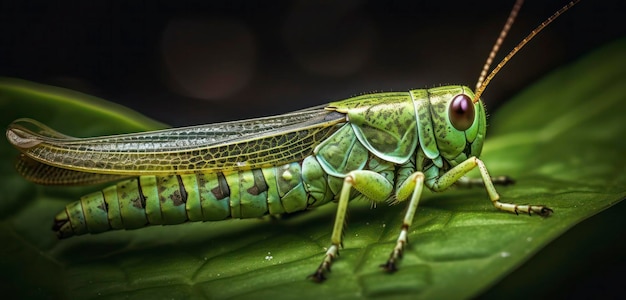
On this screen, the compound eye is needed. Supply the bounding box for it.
[449,94,475,131]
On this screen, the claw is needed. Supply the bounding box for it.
[495,175,515,186]
[380,261,398,273]
[534,206,553,217]
[307,271,327,283]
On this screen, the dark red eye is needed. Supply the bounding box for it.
[449,94,475,131]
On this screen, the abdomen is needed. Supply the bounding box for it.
[53,159,336,238]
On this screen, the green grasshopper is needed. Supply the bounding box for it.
[5,0,578,282]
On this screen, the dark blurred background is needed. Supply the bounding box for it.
[1,0,625,298]
[1,0,624,127]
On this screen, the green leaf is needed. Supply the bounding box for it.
[1,38,625,300]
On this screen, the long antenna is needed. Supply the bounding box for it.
[475,0,524,97]
[473,0,581,103]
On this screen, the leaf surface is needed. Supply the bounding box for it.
[0,39,624,299]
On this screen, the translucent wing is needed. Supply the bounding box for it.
[7,108,345,185]
[14,155,130,185]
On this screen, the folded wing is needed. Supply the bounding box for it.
[7,108,345,185]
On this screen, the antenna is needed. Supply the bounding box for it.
[472,0,581,103]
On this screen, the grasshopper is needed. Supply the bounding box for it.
[6,0,578,282]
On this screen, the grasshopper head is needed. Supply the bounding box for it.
[424,86,486,166]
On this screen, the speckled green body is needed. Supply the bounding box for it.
[52,85,487,238]
[60,163,335,235]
